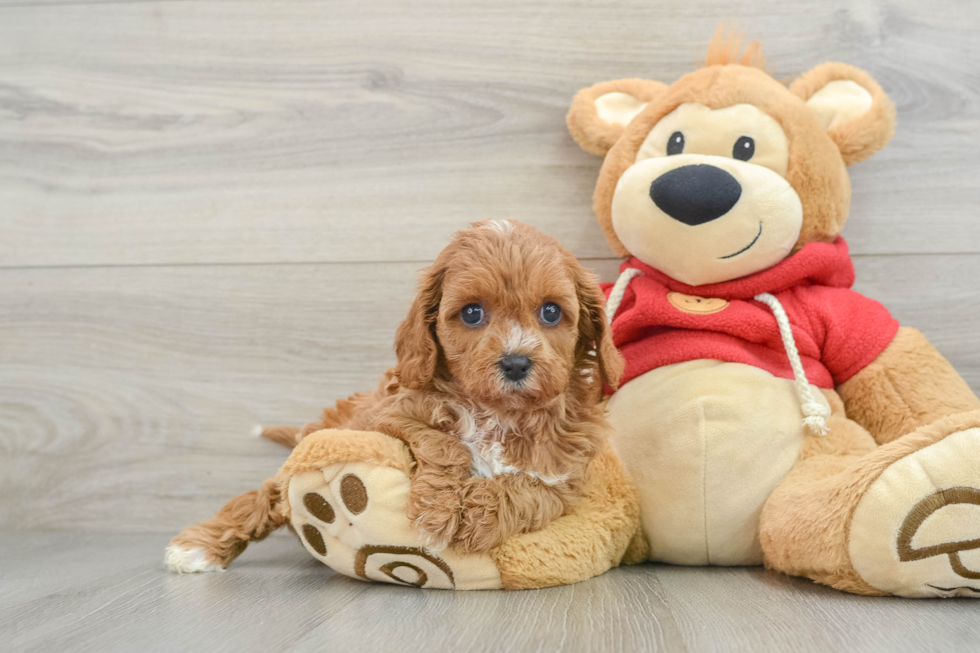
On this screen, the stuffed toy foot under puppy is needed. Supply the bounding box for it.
[166,220,640,590]
[566,27,980,598]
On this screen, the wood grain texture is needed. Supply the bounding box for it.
[1,0,979,268]
[654,565,980,652]
[0,532,978,653]
[0,533,980,653]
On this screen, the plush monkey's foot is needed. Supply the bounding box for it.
[283,429,503,590]
[849,424,980,598]
[280,429,639,590]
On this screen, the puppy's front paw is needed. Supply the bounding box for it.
[408,480,463,552]
[454,480,505,554]
[164,545,224,574]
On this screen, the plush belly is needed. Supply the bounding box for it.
[606,360,826,566]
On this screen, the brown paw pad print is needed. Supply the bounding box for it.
[898,487,980,585]
[301,524,327,556]
[340,474,368,514]
[354,545,455,589]
[303,492,336,524]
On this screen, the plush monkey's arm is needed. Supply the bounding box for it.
[837,327,980,444]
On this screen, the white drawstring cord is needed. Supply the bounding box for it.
[754,292,830,436]
[605,269,829,436]
[606,268,644,324]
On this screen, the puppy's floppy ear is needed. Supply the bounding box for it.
[394,260,446,390]
[570,258,625,389]
[567,78,667,157]
[790,63,896,166]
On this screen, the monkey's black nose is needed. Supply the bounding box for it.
[499,354,532,382]
[650,164,742,226]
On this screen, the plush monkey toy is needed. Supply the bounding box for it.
[566,29,980,597]
[172,30,979,597]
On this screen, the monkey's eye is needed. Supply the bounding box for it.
[460,304,485,327]
[667,131,685,155]
[733,135,755,161]
[539,302,562,326]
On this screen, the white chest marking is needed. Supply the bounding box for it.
[453,405,567,485]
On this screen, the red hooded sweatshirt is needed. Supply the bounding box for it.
[601,238,899,390]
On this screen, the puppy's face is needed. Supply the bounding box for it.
[435,226,579,409]
[394,220,623,411]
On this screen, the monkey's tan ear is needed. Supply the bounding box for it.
[790,63,896,166]
[567,79,668,156]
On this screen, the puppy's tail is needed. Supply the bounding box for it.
[254,425,304,448]
[255,378,391,449]
[165,476,287,573]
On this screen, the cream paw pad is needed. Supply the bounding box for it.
[281,429,502,590]
[849,427,980,598]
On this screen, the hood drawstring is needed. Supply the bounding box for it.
[753,293,830,436]
[606,267,644,324]
[604,268,830,437]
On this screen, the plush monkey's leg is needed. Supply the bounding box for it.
[760,409,980,597]
[165,476,287,573]
[758,408,882,596]
[277,429,638,590]
[838,327,980,445]
[489,446,641,590]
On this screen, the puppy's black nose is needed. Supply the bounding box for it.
[650,164,742,226]
[499,354,532,382]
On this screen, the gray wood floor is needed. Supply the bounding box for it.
[2,0,979,651]
[2,532,979,653]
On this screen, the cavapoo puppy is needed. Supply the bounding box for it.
[167,220,623,570]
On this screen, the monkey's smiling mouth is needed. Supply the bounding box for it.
[719,222,763,259]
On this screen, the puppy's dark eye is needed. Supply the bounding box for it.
[460,304,484,327]
[667,131,685,155]
[733,136,754,161]
[539,302,562,326]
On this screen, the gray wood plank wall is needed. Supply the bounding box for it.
[2,0,979,533]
